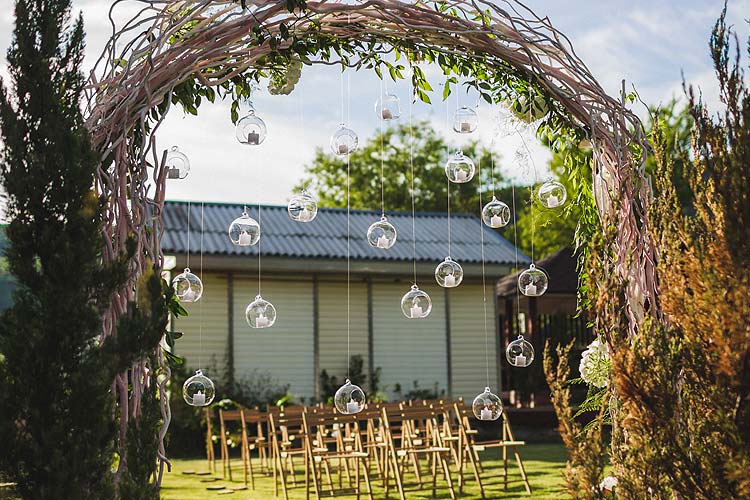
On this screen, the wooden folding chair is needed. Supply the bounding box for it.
[241,408,271,482]
[268,407,307,499]
[219,409,249,483]
[204,408,216,473]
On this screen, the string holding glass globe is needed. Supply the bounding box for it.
[444,150,475,183]
[435,257,464,288]
[246,295,277,329]
[228,210,260,246]
[481,197,511,228]
[330,124,359,156]
[452,106,479,133]
[518,263,548,297]
[400,284,432,319]
[288,190,318,222]
[183,369,216,407]
[235,105,267,146]
[506,335,535,367]
[367,216,397,249]
[375,93,402,121]
[537,180,567,209]
[165,146,190,180]
[172,268,203,302]
[472,387,503,421]
[334,379,366,415]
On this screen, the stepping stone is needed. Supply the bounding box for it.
[217,490,235,495]
[195,471,213,476]
[206,484,228,490]
[182,470,196,475]
[200,478,219,483]
[229,485,248,490]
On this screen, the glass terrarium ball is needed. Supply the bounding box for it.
[165,146,190,180]
[183,369,216,407]
[452,106,479,133]
[435,257,463,288]
[518,263,548,297]
[367,216,397,249]
[481,197,511,228]
[172,268,203,302]
[444,150,475,183]
[506,335,534,367]
[288,190,318,223]
[246,295,276,329]
[228,211,261,246]
[235,108,267,146]
[400,285,432,319]
[330,125,359,156]
[334,379,366,415]
[510,93,549,123]
[375,93,402,121]
[472,387,503,421]
[537,180,567,209]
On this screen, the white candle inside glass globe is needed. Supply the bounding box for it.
[255,314,270,328]
[376,234,390,249]
[444,274,456,287]
[299,208,312,221]
[480,407,492,420]
[238,231,253,246]
[410,303,423,318]
[490,214,503,227]
[515,354,527,366]
[547,194,560,207]
[182,286,196,301]
[455,169,468,182]
[168,167,180,179]
[381,108,393,120]
[347,400,360,413]
[338,143,349,155]
[193,390,206,406]
[525,283,537,295]
[247,131,259,145]
[461,121,471,133]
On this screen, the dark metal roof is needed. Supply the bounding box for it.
[161,201,529,265]
[496,247,577,297]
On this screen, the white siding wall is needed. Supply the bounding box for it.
[173,272,229,377]
[449,283,499,399]
[372,282,448,398]
[233,277,315,400]
[318,279,369,388]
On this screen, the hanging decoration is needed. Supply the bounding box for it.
[287,189,318,222]
[400,284,432,319]
[367,215,397,249]
[183,369,216,406]
[172,268,203,302]
[452,106,479,133]
[375,93,401,121]
[518,263,548,296]
[435,256,463,288]
[472,387,503,421]
[165,146,190,180]
[444,150,476,183]
[245,294,277,329]
[228,209,260,246]
[334,379,366,414]
[330,124,359,156]
[481,196,511,228]
[537,180,567,209]
[235,104,267,146]
[506,335,535,367]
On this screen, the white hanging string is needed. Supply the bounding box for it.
[257,199,262,295]
[445,92,452,258]
[345,14,351,380]
[185,201,191,269]
[478,157,490,387]
[380,76,386,217]
[511,185,522,337]
[409,72,418,285]
[199,202,204,370]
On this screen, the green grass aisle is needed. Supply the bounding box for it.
[161,443,568,499]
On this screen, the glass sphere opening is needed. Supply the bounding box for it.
[235,109,268,146]
[334,379,366,414]
[172,268,203,302]
[288,190,318,222]
[367,216,397,249]
[330,125,359,156]
[375,94,402,120]
[400,285,432,319]
[246,295,277,329]
[228,211,261,246]
[435,257,464,288]
[452,106,479,133]
[444,150,476,183]
[183,369,216,406]
[537,180,567,209]
[472,387,503,421]
[481,197,511,228]
[165,146,190,180]
[518,264,548,296]
[507,336,535,367]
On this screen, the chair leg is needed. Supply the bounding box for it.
[513,447,532,494]
[361,458,374,500]
[439,453,456,500]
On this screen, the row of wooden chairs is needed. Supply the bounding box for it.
[203,399,531,499]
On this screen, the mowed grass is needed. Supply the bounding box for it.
[161,444,568,499]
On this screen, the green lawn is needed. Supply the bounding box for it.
[161,444,568,499]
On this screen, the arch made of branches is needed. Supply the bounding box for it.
[85,0,655,481]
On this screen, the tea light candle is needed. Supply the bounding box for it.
[480,407,492,420]
[167,167,180,179]
[515,354,527,366]
[376,235,390,249]
[238,231,253,246]
[490,214,504,227]
[381,108,393,120]
[547,194,560,208]
[460,121,472,133]
[444,274,456,287]
[182,287,196,302]
[193,391,206,406]
[346,400,360,413]
[524,283,537,295]
[299,208,312,222]
[455,170,468,182]
[247,131,260,145]
[255,315,270,328]
[338,143,349,155]
[410,304,423,318]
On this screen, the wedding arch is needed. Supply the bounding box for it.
[84,0,655,477]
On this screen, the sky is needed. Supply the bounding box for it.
[0,0,748,207]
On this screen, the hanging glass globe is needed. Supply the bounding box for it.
[452,106,479,133]
[375,93,401,121]
[235,106,267,146]
[435,257,463,288]
[165,146,190,180]
[172,268,203,302]
[472,387,503,421]
[537,180,567,209]
[287,190,318,222]
[481,196,511,228]
[506,335,534,367]
[400,284,432,319]
[330,124,359,156]
[228,210,261,246]
[334,379,366,415]
[444,150,475,183]
[518,263,548,297]
[246,294,276,329]
[367,216,397,249]
[183,369,216,406]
